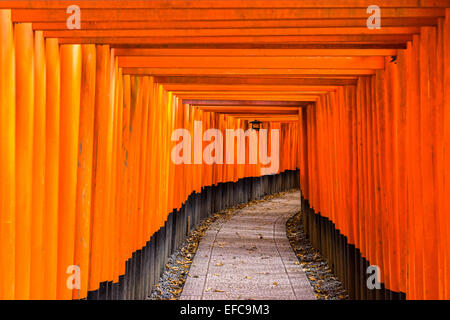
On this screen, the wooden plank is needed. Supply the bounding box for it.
[31,18,438,31]
[45,27,420,38]
[58,35,413,45]
[3,0,450,9]
[115,48,397,57]
[155,76,357,86]
[10,8,445,22]
[118,56,384,69]
[122,68,376,76]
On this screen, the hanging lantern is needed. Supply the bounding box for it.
[250,120,262,131]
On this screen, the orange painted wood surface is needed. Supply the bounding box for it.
[0,3,449,301]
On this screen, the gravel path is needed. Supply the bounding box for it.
[179,190,316,300]
[148,196,263,300]
[286,211,348,300]
[149,189,346,300]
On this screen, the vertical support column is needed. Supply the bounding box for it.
[419,27,439,300]
[73,44,96,300]
[30,30,46,300]
[443,9,450,300]
[43,38,60,300]
[14,22,34,300]
[89,45,111,298]
[0,9,16,300]
[57,44,82,300]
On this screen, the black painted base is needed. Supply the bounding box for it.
[86,169,300,300]
[300,197,407,300]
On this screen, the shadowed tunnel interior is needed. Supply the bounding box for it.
[0,1,449,300]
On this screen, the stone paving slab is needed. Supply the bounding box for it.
[180,191,316,300]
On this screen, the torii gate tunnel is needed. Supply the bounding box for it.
[0,1,449,300]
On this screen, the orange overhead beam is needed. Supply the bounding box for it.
[122,68,376,76]
[198,106,299,112]
[9,8,445,22]
[230,116,298,122]
[118,56,384,69]
[30,18,438,31]
[115,48,398,57]
[164,85,338,91]
[3,0,450,9]
[172,91,330,96]
[184,100,304,106]
[155,76,357,86]
[59,35,413,46]
[45,27,420,39]
[174,95,320,102]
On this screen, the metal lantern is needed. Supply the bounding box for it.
[250,120,262,131]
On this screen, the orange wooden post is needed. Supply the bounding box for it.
[419,27,440,300]
[356,78,366,271]
[137,76,150,249]
[73,44,96,300]
[102,49,115,287]
[89,44,111,293]
[108,54,119,287]
[0,9,16,300]
[370,76,379,277]
[442,9,450,299]
[30,29,46,300]
[14,22,34,300]
[147,79,158,236]
[143,76,153,240]
[443,9,450,300]
[111,57,121,286]
[42,37,60,300]
[115,67,126,280]
[434,17,446,300]
[395,49,408,296]
[410,35,425,300]
[57,44,82,299]
[119,74,132,271]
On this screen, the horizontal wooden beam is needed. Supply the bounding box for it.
[45,27,420,39]
[155,76,357,86]
[116,48,397,57]
[118,56,384,69]
[58,35,413,45]
[3,1,450,9]
[10,8,445,22]
[122,68,376,76]
[113,43,406,49]
[173,91,330,96]
[183,100,303,106]
[176,94,320,101]
[230,115,299,122]
[198,106,300,112]
[164,85,338,92]
[31,18,438,31]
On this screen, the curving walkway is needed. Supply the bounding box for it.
[180,190,316,300]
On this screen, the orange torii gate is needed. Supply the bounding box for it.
[0,1,449,301]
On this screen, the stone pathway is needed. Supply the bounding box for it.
[180,191,316,300]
